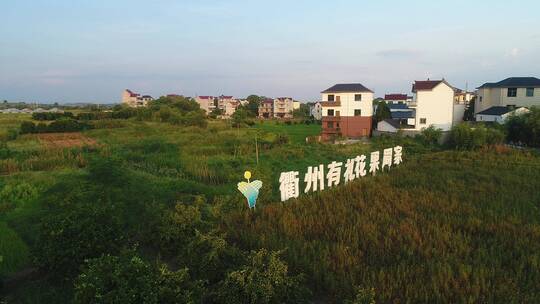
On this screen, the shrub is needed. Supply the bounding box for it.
[20,121,36,134]
[218,249,310,303]
[420,125,442,145]
[34,203,124,277]
[32,112,73,121]
[74,251,204,304]
[449,123,505,150]
[0,182,38,211]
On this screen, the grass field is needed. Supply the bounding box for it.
[1,114,539,303]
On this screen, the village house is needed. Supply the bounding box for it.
[195,95,239,116]
[409,79,457,131]
[476,106,529,124]
[377,79,458,134]
[122,89,153,107]
[475,77,540,116]
[320,83,374,140]
[274,97,294,119]
[194,96,215,113]
[258,98,274,118]
[384,94,412,105]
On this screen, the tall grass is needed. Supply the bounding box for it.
[0,221,30,276]
[225,149,540,302]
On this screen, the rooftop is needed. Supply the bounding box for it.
[477,77,540,89]
[385,94,408,100]
[322,83,373,93]
[412,80,448,92]
[476,106,522,116]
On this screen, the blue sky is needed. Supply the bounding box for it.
[1,0,540,103]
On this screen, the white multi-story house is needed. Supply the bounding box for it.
[273,97,294,119]
[410,79,456,131]
[122,89,153,107]
[320,83,374,139]
[475,77,540,115]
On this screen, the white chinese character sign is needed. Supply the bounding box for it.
[279,146,404,202]
[237,171,263,209]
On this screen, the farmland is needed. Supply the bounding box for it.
[0,113,539,303]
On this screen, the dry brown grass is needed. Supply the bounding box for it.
[36,133,97,149]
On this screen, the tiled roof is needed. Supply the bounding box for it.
[477,77,540,89]
[412,80,443,92]
[198,96,213,100]
[322,83,373,93]
[476,106,517,116]
[385,94,408,100]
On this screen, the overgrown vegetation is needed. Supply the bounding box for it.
[1,110,539,303]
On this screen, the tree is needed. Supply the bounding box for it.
[463,98,475,121]
[374,102,391,123]
[245,95,262,117]
[292,103,310,119]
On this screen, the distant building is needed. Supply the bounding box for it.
[453,88,476,104]
[194,96,215,113]
[293,101,301,110]
[308,102,322,120]
[384,94,412,105]
[122,89,153,107]
[320,83,374,140]
[476,77,540,114]
[195,95,239,116]
[476,106,529,124]
[258,98,274,118]
[273,97,294,119]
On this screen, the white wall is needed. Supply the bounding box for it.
[453,103,466,125]
[321,92,373,117]
[413,83,454,131]
[376,120,398,133]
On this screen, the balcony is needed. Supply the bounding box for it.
[322,116,341,122]
[321,101,341,107]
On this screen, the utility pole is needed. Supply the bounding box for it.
[255,132,259,165]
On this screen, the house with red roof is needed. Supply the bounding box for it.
[122,89,153,107]
[410,79,456,131]
[384,94,412,105]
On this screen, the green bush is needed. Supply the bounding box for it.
[420,125,442,145]
[449,123,505,150]
[32,112,74,121]
[74,251,204,304]
[218,249,310,304]
[35,203,124,277]
[20,121,36,134]
[505,107,540,147]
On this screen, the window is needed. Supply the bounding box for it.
[527,88,535,97]
[327,122,334,129]
[354,109,362,116]
[420,118,427,124]
[354,94,362,101]
[328,95,335,101]
[327,109,334,116]
[507,88,517,97]
[336,122,340,129]
[479,96,483,102]
[336,110,340,116]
